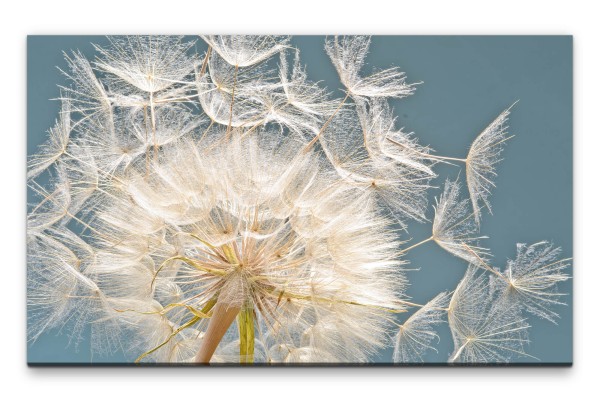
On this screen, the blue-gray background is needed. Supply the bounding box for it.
[27,36,573,364]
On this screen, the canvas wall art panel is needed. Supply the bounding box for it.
[27,35,572,365]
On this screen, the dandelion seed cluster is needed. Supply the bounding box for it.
[27,35,570,364]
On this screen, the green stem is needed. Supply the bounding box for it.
[237,304,255,364]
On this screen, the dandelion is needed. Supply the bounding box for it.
[29,117,407,364]
[325,36,417,99]
[448,266,531,363]
[27,99,71,179]
[430,178,489,264]
[27,229,107,344]
[316,106,432,228]
[359,98,434,176]
[196,51,266,128]
[27,35,570,364]
[466,107,514,225]
[27,168,72,234]
[386,105,514,225]
[201,35,290,67]
[59,51,112,125]
[393,292,450,363]
[94,36,196,94]
[255,50,340,137]
[495,242,571,323]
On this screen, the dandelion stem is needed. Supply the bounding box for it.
[199,46,212,77]
[143,105,150,178]
[226,64,239,138]
[397,300,426,308]
[450,339,470,363]
[194,301,241,363]
[240,116,267,139]
[150,91,157,160]
[199,119,215,144]
[386,137,467,163]
[400,236,433,254]
[462,243,507,281]
[303,91,350,153]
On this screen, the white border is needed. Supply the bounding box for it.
[3,1,597,400]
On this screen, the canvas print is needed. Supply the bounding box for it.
[27,35,572,365]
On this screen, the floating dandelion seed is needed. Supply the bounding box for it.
[448,265,531,363]
[386,105,514,226]
[27,35,570,364]
[393,292,450,363]
[201,35,290,67]
[325,36,417,99]
[466,107,514,225]
[496,242,571,323]
[359,98,435,176]
[430,178,489,264]
[95,36,196,94]
[27,99,72,179]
